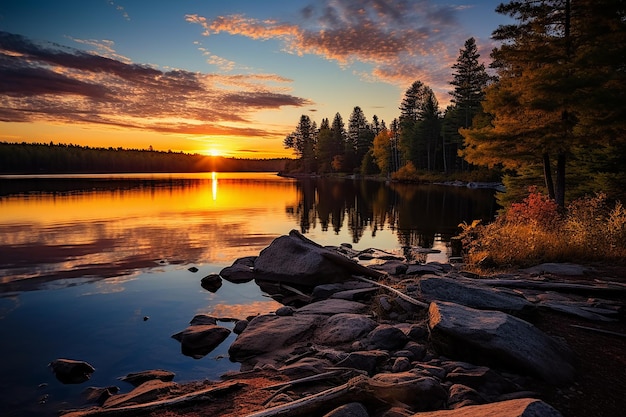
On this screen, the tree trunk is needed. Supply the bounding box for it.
[555,152,566,209]
[542,153,556,200]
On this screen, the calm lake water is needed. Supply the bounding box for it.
[0,172,498,416]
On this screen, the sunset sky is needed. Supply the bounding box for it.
[1,1,510,158]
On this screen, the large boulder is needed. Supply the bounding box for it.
[418,277,532,312]
[253,230,352,285]
[428,301,575,385]
[228,314,326,361]
[407,398,563,417]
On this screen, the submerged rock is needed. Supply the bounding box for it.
[49,359,95,384]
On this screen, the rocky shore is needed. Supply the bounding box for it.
[55,230,626,417]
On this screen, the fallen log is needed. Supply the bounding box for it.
[243,376,373,417]
[570,324,626,339]
[60,381,243,417]
[461,278,626,295]
[354,275,429,309]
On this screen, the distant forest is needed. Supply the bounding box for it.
[0,142,289,174]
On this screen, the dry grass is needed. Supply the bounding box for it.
[459,191,626,268]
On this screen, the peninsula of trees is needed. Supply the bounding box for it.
[283,0,625,205]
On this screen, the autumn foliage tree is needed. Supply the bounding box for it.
[461,0,626,207]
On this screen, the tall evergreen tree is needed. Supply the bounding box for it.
[461,0,626,207]
[398,81,440,170]
[348,106,374,171]
[330,112,347,172]
[284,114,316,173]
[450,37,492,129]
[316,118,334,173]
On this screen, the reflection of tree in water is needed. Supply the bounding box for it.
[286,179,497,248]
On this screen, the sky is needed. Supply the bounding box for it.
[0,0,511,158]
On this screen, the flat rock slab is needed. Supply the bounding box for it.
[228,314,326,361]
[119,370,175,387]
[428,301,575,385]
[407,398,563,417]
[102,380,176,409]
[419,277,532,312]
[296,299,370,315]
[522,263,586,276]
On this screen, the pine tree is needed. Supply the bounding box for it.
[284,114,316,173]
[450,38,492,129]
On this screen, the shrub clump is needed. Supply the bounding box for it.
[459,188,626,268]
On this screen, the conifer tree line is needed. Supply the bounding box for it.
[284,0,626,205]
[283,36,493,177]
[0,142,288,173]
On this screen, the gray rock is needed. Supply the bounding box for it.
[403,342,427,361]
[406,264,444,275]
[365,324,408,350]
[275,306,296,316]
[103,380,176,409]
[312,281,373,301]
[297,299,370,315]
[233,319,248,335]
[49,359,95,384]
[447,384,487,408]
[323,402,369,417]
[370,260,408,275]
[200,273,222,292]
[228,314,326,361]
[219,256,256,283]
[419,277,532,312]
[428,301,575,385]
[189,314,217,326]
[118,370,175,387]
[370,373,447,410]
[406,324,428,341]
[330,287,379,301]
[81,386,119,405]
[336,350,389,375]
[314,313,377,345]
[254,231,352,284]
[279,357,333,378]
[405,398,563,416]
[392,357,411,373]
[522,262,586,276]
[171,325,231,358]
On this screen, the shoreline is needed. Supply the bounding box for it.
[57,233,626,417]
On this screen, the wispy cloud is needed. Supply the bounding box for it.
[107,0,131,21]
[0,31,311,136]
[187,0,481,100]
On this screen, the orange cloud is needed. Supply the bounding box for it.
[0,31,312,136]
[187,0,483,102]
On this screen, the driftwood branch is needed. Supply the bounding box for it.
[244,376,372,417]
[570,324,626,339]
[60,381,243,417]
[322,251,388,280]
[354,275,429,309]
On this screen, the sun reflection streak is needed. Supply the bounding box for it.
[212,171,217,201]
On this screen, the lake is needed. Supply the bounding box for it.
[0,172,498,416]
